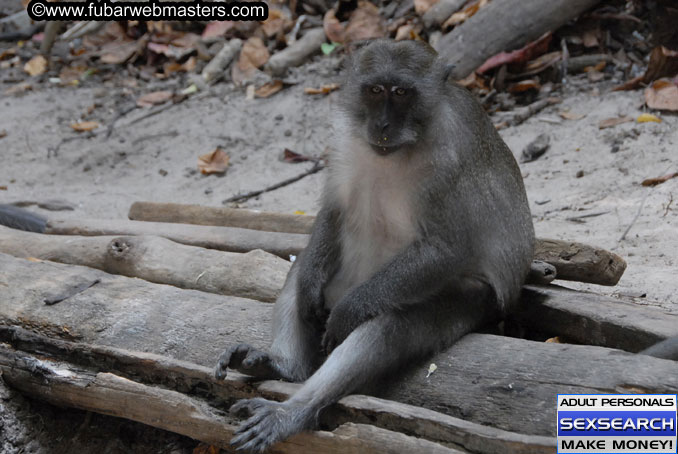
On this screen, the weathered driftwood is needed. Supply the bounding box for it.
[0,326,550,454]
[525,260,556,285]
[44,218,307,259]
[1,253,676,440]
[265,28,326,77]
[0,345,460,454]
[125,202,626,286]
[422,0,467,28]
[436,0,603,79]
[534,239,626,286]
[128,201,315,234]
[201,38,242,83]
[517,285,678,352]
[0,226,289,302]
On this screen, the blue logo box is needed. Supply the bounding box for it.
[557,394,677,454]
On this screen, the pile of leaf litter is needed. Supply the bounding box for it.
[1,0,677,116]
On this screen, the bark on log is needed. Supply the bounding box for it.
[0,226,289,302]
[1,254,676,439]
[435,0,603,79]
[534,238,626,286]
[44,218,307,259]
[129,201,315,234]
[0,346,461,454]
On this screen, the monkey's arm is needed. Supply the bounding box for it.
[296,205,342,326]
[323,237,484,351]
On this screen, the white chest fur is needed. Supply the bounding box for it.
[323,142,421,307]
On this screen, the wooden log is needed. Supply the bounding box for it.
[265,28,326,77]
[44,218,307,259]
[0,325,551,454]
[517,285,678,352]
[534,238,626,286]
[0,346,461,454]
[1,254,676,439]
[201,38,242,83]
[125,203,626,286]
[435,0,603,79]
[0,226,289,302]
[128,201,315,234]
[525,260,556,285]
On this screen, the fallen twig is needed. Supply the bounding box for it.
[223,161,325,204]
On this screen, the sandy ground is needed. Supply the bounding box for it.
[1,51,677,452]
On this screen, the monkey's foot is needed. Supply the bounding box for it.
[214,344,282,380]
[230,398,315,453]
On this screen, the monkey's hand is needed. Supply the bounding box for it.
[322,296,376,353]
[297,278,329,329]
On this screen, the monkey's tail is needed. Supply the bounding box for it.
[0,204,47,233]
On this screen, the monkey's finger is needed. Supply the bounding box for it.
[215,344,252,379]
[234,411,268,435]
[236,431,273,453]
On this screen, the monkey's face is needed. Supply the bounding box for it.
[340,39,444,156]
[358,79,422,155]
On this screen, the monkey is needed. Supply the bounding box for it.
[213,39,536,452]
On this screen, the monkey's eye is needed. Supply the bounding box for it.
[370,85,384,94]
[394,87,406,96]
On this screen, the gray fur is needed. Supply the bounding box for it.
[214,39,535,453]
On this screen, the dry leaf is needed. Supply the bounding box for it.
[344,1,385,43]
[442,0,488,29]
[582,30,599,48]
[261,9,290,37]
[255,80,284,98]
[395,24,420,41]
[637,113,661,123]
[70,121,100,132]
[559,111,585,120]
[508,79,541,93]
[238,37,270,71]
[0,130,7,139]
[478,32,552,74]
[304,83,340,95]
[193,444,220,454]
[641,172,678,187]
[643,46,678,84]
[24,55,47,76]
[202,21,235,39]
[59,65,87,85]
[425,363,437,378]
[137,90,173,107]
[414,0,438,15]
[100,41,140,64]
[644,79,678,112]
[545,337,562,343]
[198,148,230,174]
[323,9,345,44]
[283,148,316,163]
[598,116,633,129]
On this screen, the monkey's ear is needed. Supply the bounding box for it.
[441,64,455,82]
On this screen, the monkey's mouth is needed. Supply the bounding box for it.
[370,144,401,156]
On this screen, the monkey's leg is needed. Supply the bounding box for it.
[215,264,323,382]
[229,302,482,452]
